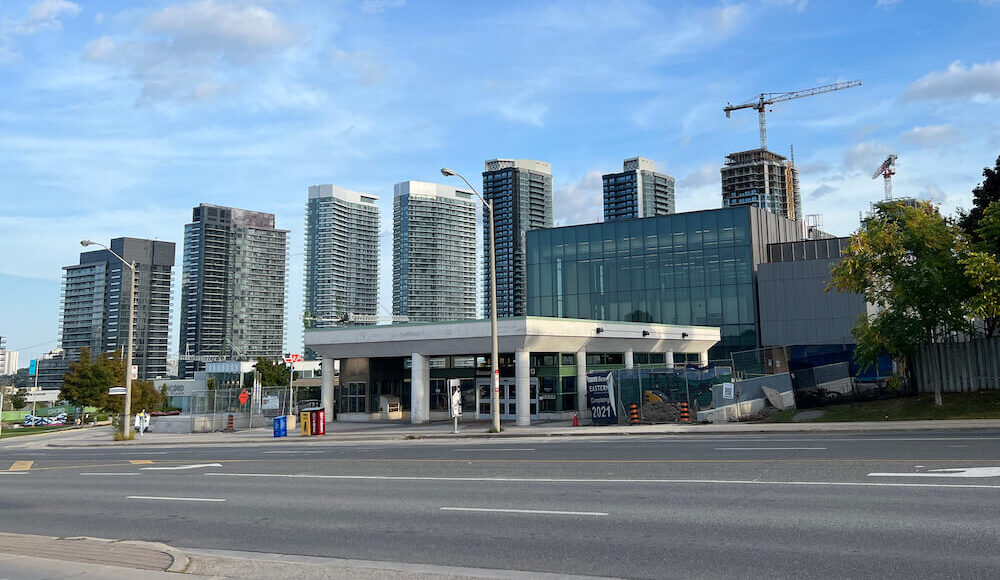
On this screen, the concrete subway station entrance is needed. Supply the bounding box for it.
[306,316,720,426]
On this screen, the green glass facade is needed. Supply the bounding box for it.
[526,206,804,360]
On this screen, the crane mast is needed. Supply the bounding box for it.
[872,154,898,200]
[724,80,862,150]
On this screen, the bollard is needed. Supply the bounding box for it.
[679,402,690,423]
[629,403,640,425]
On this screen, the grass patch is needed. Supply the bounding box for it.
[762,391,1000,423]
[0,425,72,439]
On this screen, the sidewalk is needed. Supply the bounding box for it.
[20,416,1000,448]
[0,532,606,579]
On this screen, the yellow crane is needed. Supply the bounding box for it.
[724,80,862,150]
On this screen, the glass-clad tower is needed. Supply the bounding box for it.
[482,158,553,318]
[392,181,477,322]
[180,204,287,377]
[603,157,675,221]
[303,185,380,357]
[60,237,175,380]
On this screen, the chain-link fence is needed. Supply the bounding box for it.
[604,366,733,424]
[162,385,321,433]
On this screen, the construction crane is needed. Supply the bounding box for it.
[872,154,898,200]
[724,80,862,150]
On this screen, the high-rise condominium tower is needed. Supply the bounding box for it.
[180,204,287,378]
[61,237,175,379]
[721,148,802,221]
[392,181,477,323]
[603,157,675,221]
[482,158,553,318]
[303,185,380,358]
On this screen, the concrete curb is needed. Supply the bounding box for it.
[37,419,1000,448]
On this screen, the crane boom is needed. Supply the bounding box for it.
[724,80,862,150]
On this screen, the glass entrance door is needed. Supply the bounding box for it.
[476,378,538,420]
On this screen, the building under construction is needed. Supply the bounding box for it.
[721,148,802,222]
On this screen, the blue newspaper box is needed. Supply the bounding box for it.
[272,415,287,438]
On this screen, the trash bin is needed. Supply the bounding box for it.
[273,415,287,438]
[300,412,312,436]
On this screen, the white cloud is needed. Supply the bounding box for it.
[361,0,405,14]
[0,0,80,61]
[482,78,549,127]
[903,60,1000,102]
[83,35,114,61]
[331,48,386,87]
[843,141,894,174]
[875,0,901,7]
[146,0,296,62]
[27,0,80,25]
[81,1,302,104]
[762,0,808,12]
[899,124,960,147]
[555,170,603,226]
[678,164,719,189]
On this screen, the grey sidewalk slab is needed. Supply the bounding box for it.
[26,417,1000,448]
[0,532,184,577]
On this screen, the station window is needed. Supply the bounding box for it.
[560,376,577,411]
[561,353,577,366]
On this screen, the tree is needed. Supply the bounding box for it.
[958,200,1000,337]
[958,155,1000,252]
[159,384,169,412]
[10,388,27,410]
[829,200,972,406]
[61,347,114,409]
[254,357,290,386]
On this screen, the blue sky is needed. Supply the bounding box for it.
[2,0,999,365]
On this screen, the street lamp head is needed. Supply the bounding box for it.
[440,167,457,177]
[80,240,95,247]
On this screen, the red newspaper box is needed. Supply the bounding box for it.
[316,409,325,435]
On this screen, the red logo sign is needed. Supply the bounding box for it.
[284,353,302,364]
[238,389,249,406]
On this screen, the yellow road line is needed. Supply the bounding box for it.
[9,461,33,471]
[129,460,154,465]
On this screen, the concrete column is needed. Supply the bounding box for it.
[664,351,675,370]
[697,350,709,367]
[576,349,589,417]
[624,349,634,370]
[410,353,430,424]
[515,349,530,426]
[321,357,335,421]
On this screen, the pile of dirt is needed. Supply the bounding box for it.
[642,402,683,423]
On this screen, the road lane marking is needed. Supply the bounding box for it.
[140,463,223,471]
[80,472,141,476]
[441,507,607,516]
[206,473,1000,489]
[261,451,324,454]
[868,467,1000,478]
[8,461,33,471]
[453,448,535,452]
[714,447,828,451]
[129,460,154,464]
[127,495,226,502]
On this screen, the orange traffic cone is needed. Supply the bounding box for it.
[572,411,578,426]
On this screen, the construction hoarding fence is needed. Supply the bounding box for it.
[589,366,732,425]
[158,386,321,433]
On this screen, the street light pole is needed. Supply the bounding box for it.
[442,168,501,433]
[81,240,135,438]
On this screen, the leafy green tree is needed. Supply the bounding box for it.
[206,377,217,390]
[959,201,1000,337]
[61,347,115,409]
[254,357,290,386]
[829,200,972,406]
[958,155,1000,252]
[10,388,27,410]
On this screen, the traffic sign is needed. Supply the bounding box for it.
[238,389,250,406]
[28,359,37,376]
[109,387,126,396]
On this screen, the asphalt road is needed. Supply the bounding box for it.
[3,430,1000,579]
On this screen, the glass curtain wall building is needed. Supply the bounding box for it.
[304,185,380,358]
[526,206,805,360]
[392,181,477,322]
[180,204,288,378]
[603,157,675,221]
[58,238,175,381]
[482,159,553,318]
